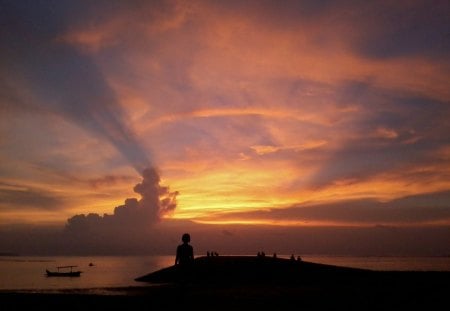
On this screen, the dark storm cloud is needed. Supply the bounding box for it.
[0,1,150,173]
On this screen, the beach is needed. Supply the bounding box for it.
[1,275,449,310]
[2,257,449,310]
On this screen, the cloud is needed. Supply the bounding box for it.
[0,189,61,210]
[373,127,399,139]
[0,0,449,230]
[0,187,62,211]
[251,140,327,155]
[64,167,178,236]
[346,1,450,59]
[194,191,450,226]
[1,220,450,256]
[306,85,450,188]
[87,174,136,189]
[0,1,150,173]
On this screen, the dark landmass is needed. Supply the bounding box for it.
[136,255,372,284]
[2,256,449,310]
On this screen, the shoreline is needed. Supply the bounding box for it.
[2,279,449,309]
[2,258,449,309]
[1,276,449,310]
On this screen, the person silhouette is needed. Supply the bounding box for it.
[175,233,194,265]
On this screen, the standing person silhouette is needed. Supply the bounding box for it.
[175,233,194,265]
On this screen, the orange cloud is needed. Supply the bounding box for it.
[1,0,449,229]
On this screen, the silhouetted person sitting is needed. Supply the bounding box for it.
[290,254,295,261]
[175,233,194,265]
[297,256,302,262]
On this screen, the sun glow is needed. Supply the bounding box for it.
[1,0,449,233]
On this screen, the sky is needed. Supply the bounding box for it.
[0,0,449,256]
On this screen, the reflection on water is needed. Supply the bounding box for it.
[1,255,449,291]
[0,255,174,291]
[300,255,450,272]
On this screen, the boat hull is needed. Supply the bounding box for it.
[46,270,81,277]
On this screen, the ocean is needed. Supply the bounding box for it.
[1,255,449,292]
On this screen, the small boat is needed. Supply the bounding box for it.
[46,265,82,277]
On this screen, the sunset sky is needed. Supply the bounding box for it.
[0,1,449,255]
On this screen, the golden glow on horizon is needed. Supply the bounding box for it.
[166,163,450,223]
[2,128,449,226]
[192,219,450,227]
[168,166,301,219]
[1,1,449,229]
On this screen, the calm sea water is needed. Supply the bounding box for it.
[0,255,174,291]
[1,255,449,291]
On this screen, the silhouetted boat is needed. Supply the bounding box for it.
[46,265,82,277]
